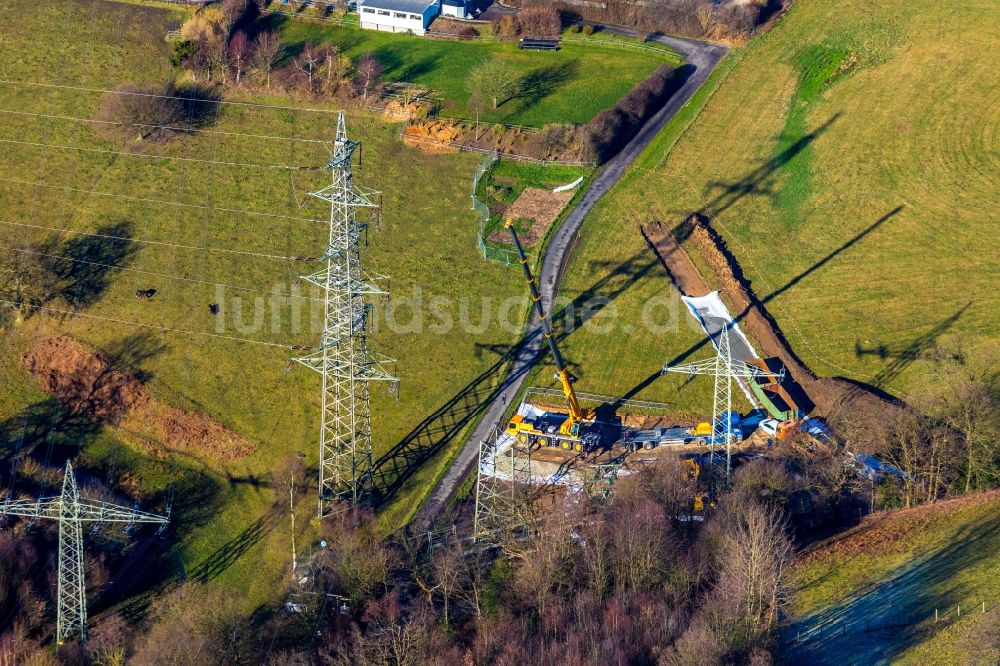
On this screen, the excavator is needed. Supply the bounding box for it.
[502,220,613,453]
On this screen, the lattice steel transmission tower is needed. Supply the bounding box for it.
[296,111,396,515]
[662,323,781,479]
[0,462,168,644]
[472,426,534,544]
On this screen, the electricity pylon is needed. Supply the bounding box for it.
[661,323,782,479]
[473,426,533,544]
[0,462,168,644]
[295,111,396,515]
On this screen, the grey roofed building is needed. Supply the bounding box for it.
[360,0,437,13]
[359,0,440,35]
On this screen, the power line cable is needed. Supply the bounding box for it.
[12,247,325,302]
[0,219,313,261]
[0,79,345,115]
[0,108,332,144]
[0,298,306,349]
[0,175,326,223]
[0,137,324,171]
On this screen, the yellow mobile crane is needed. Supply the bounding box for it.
[502,220,604,451]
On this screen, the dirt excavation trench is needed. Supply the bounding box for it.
[640,214,901,424]
[23,335,253,461]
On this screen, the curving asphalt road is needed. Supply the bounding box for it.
[412,32,729,531]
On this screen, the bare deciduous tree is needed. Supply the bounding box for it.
[251,31,281,89]
[228,30,251,84]
[467,58,520,110]
[293,41,324,94]
[354,53,383,101]
[714,494,792,649]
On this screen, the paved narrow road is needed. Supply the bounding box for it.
[412,33,729,531]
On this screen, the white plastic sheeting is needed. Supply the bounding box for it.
[680,291,758,402]
[553,177,584,193]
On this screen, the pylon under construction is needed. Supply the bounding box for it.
[661,323,781,478]
[296,111,396,515]
[0,462,168,644]
[473,426,534,543]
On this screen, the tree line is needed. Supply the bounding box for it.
[2,340,999,663]
[169,0,385,102]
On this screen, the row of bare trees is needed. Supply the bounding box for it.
[511,0,778,42]
[5,342,996,664]
[170,1,384,102]
[832,341,1000,509]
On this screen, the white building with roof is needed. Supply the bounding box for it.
[358,0,440,35]
[440,0,471,19]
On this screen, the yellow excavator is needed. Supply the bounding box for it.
[502,220,601,451]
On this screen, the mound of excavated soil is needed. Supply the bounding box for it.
[23,336,149,421]
[23,336,253,461]
[643,215,903,424]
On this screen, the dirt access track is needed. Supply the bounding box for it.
[411,33,729,532]
[640,214,902,423]
[23,335,253,461]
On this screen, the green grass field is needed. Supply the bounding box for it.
[0,0,525,610]
[784,492,1000,664]
[548,0,1000,413]
[278,19,677,127]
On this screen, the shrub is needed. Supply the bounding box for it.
[518,7,561,37]
[583,64,679,162]
[169,39,198,68]
[566,23,580,34]
[582,24,595,36]
[498,14,520,39]
[94,82,221,146]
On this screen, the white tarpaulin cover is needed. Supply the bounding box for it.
[680,291,758,402]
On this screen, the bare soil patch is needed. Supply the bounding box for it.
[23,336,253,461]
[487,187,572,247]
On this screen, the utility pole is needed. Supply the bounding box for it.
[296,111,396,516]
[290,482,297,577]
[662,323,782,480]
[0,462,168,644]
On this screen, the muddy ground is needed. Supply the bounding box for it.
[487,187,573,247]
[23,335,253,461]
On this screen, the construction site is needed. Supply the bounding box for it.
[467,212,900,544]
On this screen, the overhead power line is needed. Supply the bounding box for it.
[12,247,326,302]
[0,79,345,115]
[0,175,326,223]
[0,108,332,144]
[0,137,324,171]
[0,298,305,350]
[0,219,311,261]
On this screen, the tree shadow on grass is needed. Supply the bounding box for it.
[782,511,1000,664]
[102,331,170,384]
[96,473,277,623]
[502,60,578,117]
[33,220,139,310]
[0,397,105,496]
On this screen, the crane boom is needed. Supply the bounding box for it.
[505,220,589,432]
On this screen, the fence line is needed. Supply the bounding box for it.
[424,30,679,60]
[404,133,592,166]
[470,154,517,265]
[787,599,998,648]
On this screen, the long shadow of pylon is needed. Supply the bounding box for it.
[368,249,661,507]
